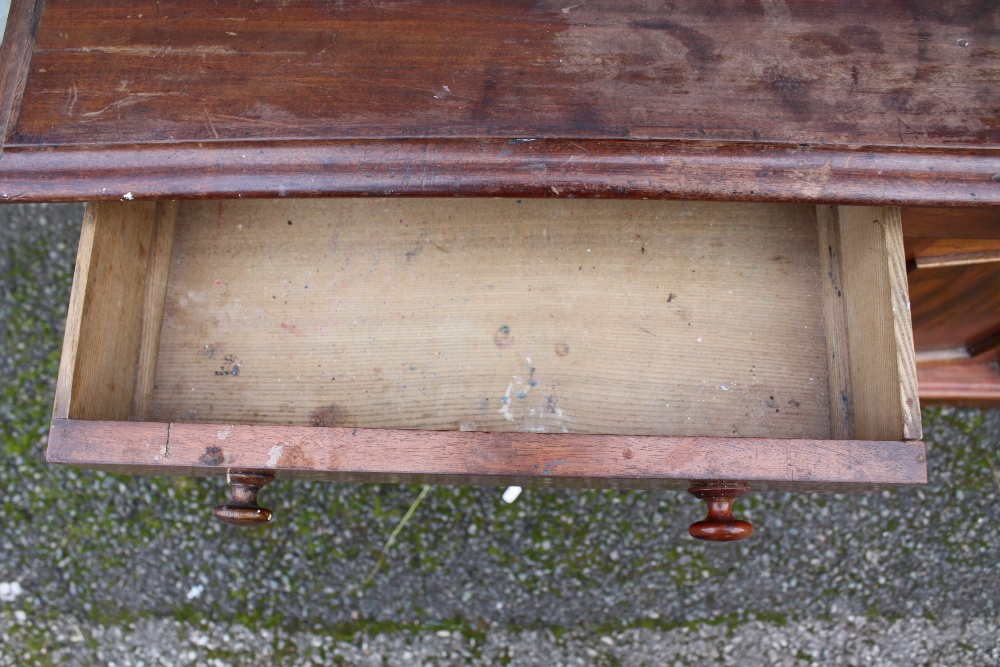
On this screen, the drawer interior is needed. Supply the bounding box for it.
[54,199,920,442]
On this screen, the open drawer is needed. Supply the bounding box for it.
[47,199,925,540]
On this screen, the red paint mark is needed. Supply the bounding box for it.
[215,280,223,285]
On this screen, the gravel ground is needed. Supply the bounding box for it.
[0,202,998,666]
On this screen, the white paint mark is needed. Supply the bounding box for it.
[122,192,134,200]
[720,384,730,391]
[502,486,522,503]
[217,425,233,440]
[697,337,702,343]
[562,4,580,12]
[499,383,514,421]
[266,444,283,467]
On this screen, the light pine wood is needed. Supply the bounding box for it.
[131,201,179,420]
[816,206,854,440]
[55,201,159,421]
[832,206,921,441]
[881,207,922,440]
[53,204,99,419]
[148,199,832,438]
[47,419,928,491]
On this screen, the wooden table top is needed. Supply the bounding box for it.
[1,0,998,203]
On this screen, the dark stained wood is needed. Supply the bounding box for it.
[688,484,753,542]
[46,419,928,491]
[213,471,273,527]
[1,140,997,205]
[908,262,1000,352]
[2,0,999,203]
[917,362,1000,407]
[902,207,1000,239]
[0,0,43,151]
[911,238,1000,269]
[968,329,1000,360]
[14,0,1000,148]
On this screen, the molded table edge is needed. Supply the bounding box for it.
[2,140,998,206]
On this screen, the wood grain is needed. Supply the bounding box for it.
[833,206,921,441]
[131,201,178,420]
[0,0,42,151]
[909,262,1000,353]
[912,238,1000,269]
[902,207,1000,239]
[917,361,1000,407]
[881,207,922,440]
[46,419,928,491]
[2,141,997,206]
[2,0,999,202]
[816,205,854,439]
[14,0,999,149]
[57,202,158,421]
[148,198,832,438]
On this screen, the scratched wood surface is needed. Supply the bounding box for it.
[46,419,929,491]
[146,198,834,438]
[1,0,998,203]
[12,0,999,148]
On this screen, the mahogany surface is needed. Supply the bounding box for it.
[687,485,753,542]
[212,471,274,527]
[917,362,1000,407]
[1,0,998,203]
[47,419,929,492]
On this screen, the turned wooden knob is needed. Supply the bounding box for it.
[688,484,753,541]
[213,471,274,527]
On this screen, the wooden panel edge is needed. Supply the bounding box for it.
[833,206,922,440]
[882,207,922,440]
[47,420,928,489]
[817,205,855,439]
[51,203,97,419]
[917,362,1000,408]
[2,141,998,205]
[0,0,43,151]
[130,201,178,420]
[67,201,158,420]
[967,329,1000,360]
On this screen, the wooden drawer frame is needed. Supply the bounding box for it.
[47,199,925,500]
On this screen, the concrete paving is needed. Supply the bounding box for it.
[0,202,997,666]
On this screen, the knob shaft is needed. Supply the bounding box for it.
[688,484,753,541]
[213,471,274,527]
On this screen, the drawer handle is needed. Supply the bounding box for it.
[688,484,753,541]
[213,471,274,527]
